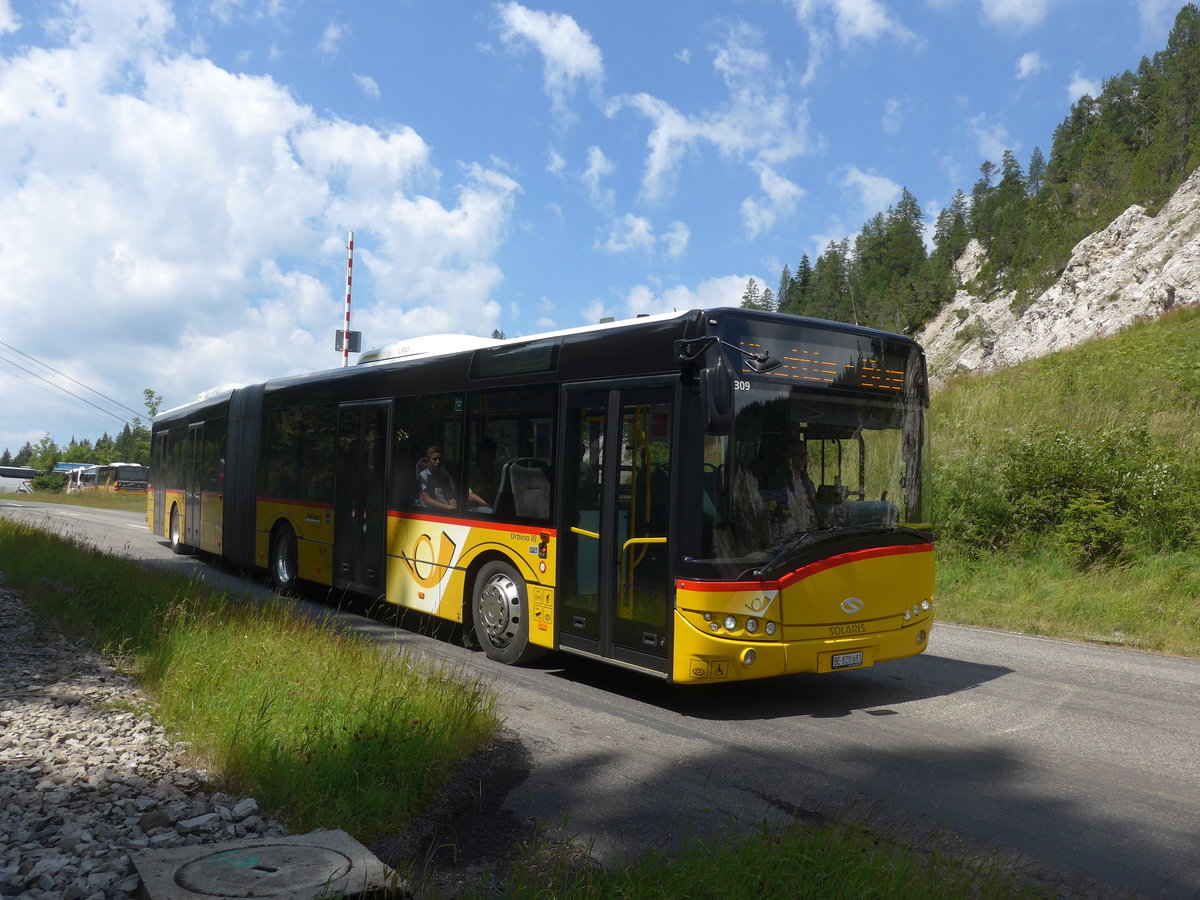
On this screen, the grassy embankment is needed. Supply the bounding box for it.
[1,511,1044,897]
[932,304,1200,657]
[0,517,498,844]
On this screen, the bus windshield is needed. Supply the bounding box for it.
[693,324,930,579]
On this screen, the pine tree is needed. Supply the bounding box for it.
[1027,147,1046,195]
[740,278,763,310]
[0,449,11,466]
[777,265,792,312]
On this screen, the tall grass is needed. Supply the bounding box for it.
[931,305,1200,655]
[13,489,148,513]
[472,819,1048,899]
[0,519,498,843]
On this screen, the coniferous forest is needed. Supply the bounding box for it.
[742,4,1200,336]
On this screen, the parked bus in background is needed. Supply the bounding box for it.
[0,465,38,494]
[148,308,933,684]
[96,462,149,493]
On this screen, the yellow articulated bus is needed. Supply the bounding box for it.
[148,308,933,683]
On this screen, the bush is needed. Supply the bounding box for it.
[31,473,65,492]
[935,423,1200,557]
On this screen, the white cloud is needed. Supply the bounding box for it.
[547,147,566,176]
[0,0,521,445]
[881,97,904,134]
[581,145,615,208]
[317,20,347,56]
[675,48,691,64]
[354,73,380,98]
[981,0,1050,31]
[611,21,811,204]
[741,163,805,239]
[661,221,690,259]
[1137,0,1177,45]
[967,112,1017,163]
[595,214,690,258]
[622,274,753,318]
[596,214,656,254]
[495,2,603,121]
[1067,69,1101,103]
[842,166,901,219]
[0,0,20,35]
[1015,51,1045,79]
[787,0,924,83]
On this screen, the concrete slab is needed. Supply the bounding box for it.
[132,829,407,899]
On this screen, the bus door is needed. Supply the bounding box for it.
[184,423,203,546]
[334,400,390,597]
[560,382,675,674]
[152,432,168,536]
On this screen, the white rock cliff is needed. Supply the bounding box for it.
[918,167,1200,384]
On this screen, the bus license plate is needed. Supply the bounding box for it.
[832,651,864,670]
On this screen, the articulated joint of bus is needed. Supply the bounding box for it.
[671,543,935,684]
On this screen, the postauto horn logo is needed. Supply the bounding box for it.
[840,597,864,614]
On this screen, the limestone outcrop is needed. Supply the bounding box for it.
[919,167,1200,384]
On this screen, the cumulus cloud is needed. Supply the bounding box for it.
[595,214,690,258]
[317,20,348,56]
[0,0,520,446]
[981,0,1050,31]
[881,97,904,134]
[841,166,901,219]
[787,0,924,83]
[621,274,753,318]
[741,163,805,239]
[610,21,810,204]
[1015,50,1045,79]
[0,0,19,35]
[581,145,615,208]
[967,112,1017,163]
[354,73,380,98]
[1068,69,1101,103]
[495,1,603,121]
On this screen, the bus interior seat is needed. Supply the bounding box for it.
[494,458,551,520]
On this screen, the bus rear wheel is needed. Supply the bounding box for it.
[168,507,189,555]
[472,561,546,666]
[270,524,298,593]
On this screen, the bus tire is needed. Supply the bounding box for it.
[472,561,546,666]
[270,523,298,593]
[168,507,189,555]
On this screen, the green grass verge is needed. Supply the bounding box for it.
[937,547,1200,656]
[0,518,498,843]
[456,819,1048,899]
[14,489,149,513]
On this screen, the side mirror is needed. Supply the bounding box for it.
[700,356,734,435]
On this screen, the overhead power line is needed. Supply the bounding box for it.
[0,345,135,431]
[0,339,141,418]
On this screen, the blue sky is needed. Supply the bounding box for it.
[0,0,1184,452]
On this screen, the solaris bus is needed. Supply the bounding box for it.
[148,308,933,683]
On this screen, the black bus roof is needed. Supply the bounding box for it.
[154,308,922,424]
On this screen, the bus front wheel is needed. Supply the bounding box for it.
[270,524,298,593]
[472,561,546,666]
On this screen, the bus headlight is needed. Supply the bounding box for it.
[724,615,738,631]
[765,621,777,637]
[921,599,931,612]
[745,617,759,634]
[903,609,912,621]
[742,649,757,666]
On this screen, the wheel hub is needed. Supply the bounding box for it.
[479,574,519,645]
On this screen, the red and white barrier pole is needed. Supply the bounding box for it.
[342,231,354,367]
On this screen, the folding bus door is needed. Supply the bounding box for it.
[184,423,203,547]
[333,400,390,597]
[559,382,675,674]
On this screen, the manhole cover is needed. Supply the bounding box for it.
[175,845,353,897]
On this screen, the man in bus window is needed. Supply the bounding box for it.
[418,445,458,511]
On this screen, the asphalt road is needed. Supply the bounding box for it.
[3,499,1198,897]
